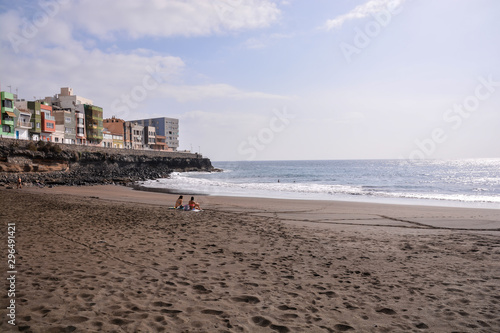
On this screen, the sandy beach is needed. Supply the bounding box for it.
[1,185,500,333]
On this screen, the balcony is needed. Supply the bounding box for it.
[17,119,32,129]
[2,111,15,124]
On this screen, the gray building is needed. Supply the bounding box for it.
[124,121,144,150]
[52,107,76,144]
[129,117,179,151]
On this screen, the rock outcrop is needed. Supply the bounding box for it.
[0,138,214,186]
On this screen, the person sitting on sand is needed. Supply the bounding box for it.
[188,196,201,210]
[174,195,184,209]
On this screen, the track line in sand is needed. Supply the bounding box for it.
[214,208,500,232]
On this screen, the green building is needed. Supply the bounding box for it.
[84,104,103,144]
[0,91,16,138]
[27,101,42,141]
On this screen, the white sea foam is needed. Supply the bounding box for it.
[139,171,500,206]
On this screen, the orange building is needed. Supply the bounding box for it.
[40,104,56,141]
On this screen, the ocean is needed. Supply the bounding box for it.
[137,159,500,209]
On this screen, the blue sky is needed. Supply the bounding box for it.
[0,0,499,161]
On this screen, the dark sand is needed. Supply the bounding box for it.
[1,185,499,332]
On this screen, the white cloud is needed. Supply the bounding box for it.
[0,29,186,114]
[159,84,290,102]
[243,37,268,49]
[242,33,292,49]
[182,109,267,125]
[68,0,281,39]
[325,0,406,31]
[0,1,286,119]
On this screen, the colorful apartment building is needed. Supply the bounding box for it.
[27,101,42,141]
[40,104,56,141]
[46,87,92,145]
[1,91,16,138]
[102,127,113,148]
[13,106,32,140]
[111,133,124,148]
[4,86,181,150]
[75,105,86,145]
[53,107,76,144]
[103,117,125,148]
[84,104,103,145]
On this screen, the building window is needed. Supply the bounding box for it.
[47,123,54,129]
[2,99,13,108]
[65,117,72,123]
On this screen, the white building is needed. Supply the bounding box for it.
[52,124,66,143]
[13,107,31,140]
[46,87,93,109]
[102,127,113,148]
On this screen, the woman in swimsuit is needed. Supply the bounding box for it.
[175,195,184,209]
[188,196,201,210]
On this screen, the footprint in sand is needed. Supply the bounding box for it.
[152,301,172,307]
[193,285,211,294]
[277,305,297,311]
[232,295,260,304]
[66,316,89,324]
[252,316,271,327]
[282,313,299,319]
[110,318,131,326]
[201,309,225,316]
[161,309,182,315]
[270,324,291,333]
[331,323,355,331]
[319,291,336,298]
[44,326,77,332]
[376,308,397,315]
[251,316,291,332]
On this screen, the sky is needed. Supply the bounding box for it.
[0,0,499,161]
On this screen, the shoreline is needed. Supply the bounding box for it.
[21,184,500,232]
[135,177,500,211]
[1,185,499,332]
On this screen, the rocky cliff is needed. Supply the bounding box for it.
[0,138,214,186]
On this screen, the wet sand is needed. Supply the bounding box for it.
[1,185,499,332]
